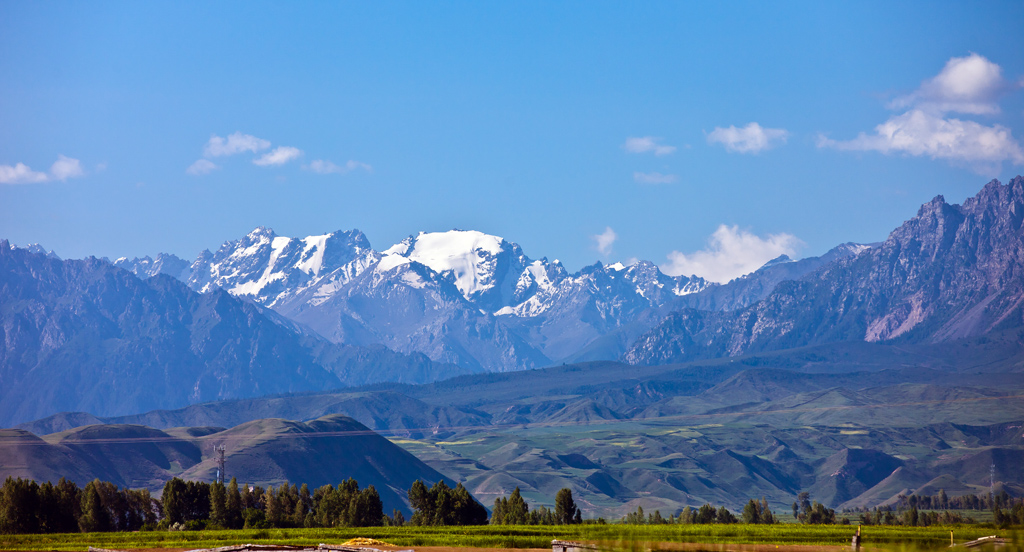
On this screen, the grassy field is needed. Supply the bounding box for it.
[1,525,1020,551]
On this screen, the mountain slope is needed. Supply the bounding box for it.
[0,244,460,426]
[625,177,1024,365]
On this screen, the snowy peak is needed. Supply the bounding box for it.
[187,227,375,306]
[383,230,532,311]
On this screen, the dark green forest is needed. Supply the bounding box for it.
[2,476,1022,535]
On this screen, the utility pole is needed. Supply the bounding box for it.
[214,444,226,485]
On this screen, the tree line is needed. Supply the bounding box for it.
[4,475,1021,535]
[0,476,498,534]
[490,487,582,525]
[848,491,1024,528]
[0,478,157,534]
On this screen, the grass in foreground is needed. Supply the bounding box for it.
[1,525,1021,551]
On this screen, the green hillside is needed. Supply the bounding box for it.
[1,415,448,515]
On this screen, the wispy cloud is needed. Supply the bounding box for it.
[661,225,802,284]
[707,123,789,154]
[818,53,1023,174]
[204,132,271,157]
[592,226,617,257]
[306,159,373,174]
[50,155,84,181]
[623,136,676,156]
[0,155,86,185]
[186,159,220,176]
[633,171,677,184]
[253,146,303,166]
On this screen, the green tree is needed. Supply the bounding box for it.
[0,477,41,535]
[491,497,506,524]
[759,497,775,524]
[696,504,717,524]
[348,486,383,527]
[79,480,111,533]
[716,506,737,524]
[554,488,579,525]
[505,487,529,525]
[209,482,227,528]
[742,499,760,524]
[408,480,486,526]
[161,478,186,525]
[225,478,243,529]
[264,486,281,526]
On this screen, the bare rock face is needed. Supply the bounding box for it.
[625,176,1024,365]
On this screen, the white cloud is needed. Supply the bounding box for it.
[889,53,1008,115]
[661,225,802,284]
[306,159,373,174]
[204,132,271,157]
[253,146,303,166]
[0,162,49,185]
[623,136,676,156]
[633,171,678,184]
[186,159,220,176]
[592,226,617,257]
[817,110,1024,173]
[707,122,789,154]
[0,155,86,185]
[819,54,1023,174]
[50,155,84,181]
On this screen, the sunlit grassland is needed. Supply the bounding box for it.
[2,525,1019,551]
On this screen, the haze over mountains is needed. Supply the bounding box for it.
[1,176,1023,517]
[107,216,868,373]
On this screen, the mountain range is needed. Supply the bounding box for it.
[2,175,1023,517]
[3,176,1023,427]
[108,224,867,374]
[625,177,1024,365]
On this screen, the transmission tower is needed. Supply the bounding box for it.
[214,444,226,485]
[990,462,995,497]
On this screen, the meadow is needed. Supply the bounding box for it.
[1,524,1019,552]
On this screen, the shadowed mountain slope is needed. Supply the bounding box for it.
[0,244,465,427]
[625,177,1024,366]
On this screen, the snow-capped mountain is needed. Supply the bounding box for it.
[383,230,534,313]
[8,242,60,260]
[187,227,378,307]
[104,227,862,372]
[112,252,190,281]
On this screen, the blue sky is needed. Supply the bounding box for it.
[2,1,1023,281]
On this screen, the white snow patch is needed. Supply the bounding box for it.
[607,262,626,271]
[233,233,273,259]
[376,254,411,273]
[498,294,550,317]
[295,234,329,275]
[228,236,290,299]
[672,279,707,296]
[385,230,507,298]
[524,261,555,293]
